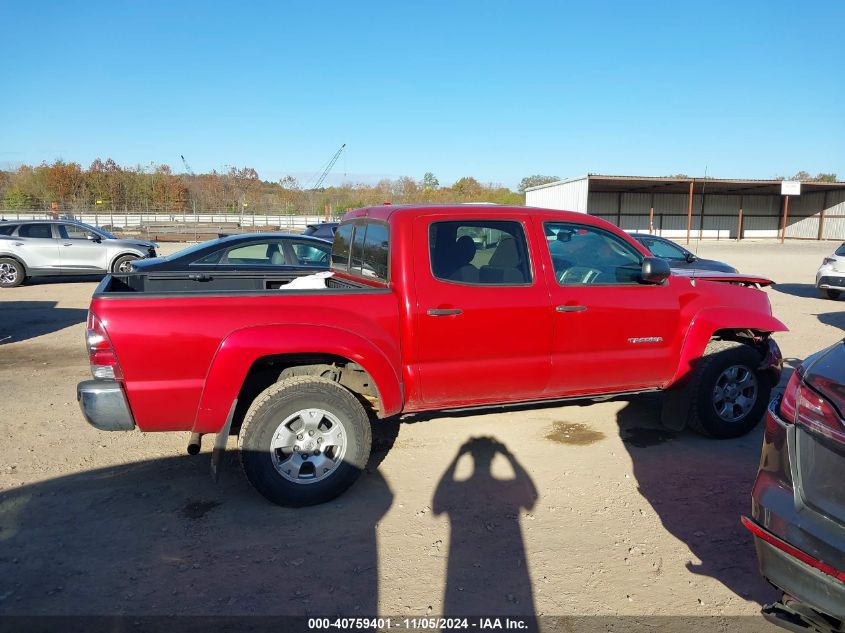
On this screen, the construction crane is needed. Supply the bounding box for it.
[310,144,346,190]
[180,154,194,176]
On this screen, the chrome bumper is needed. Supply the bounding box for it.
[77,380,136,431]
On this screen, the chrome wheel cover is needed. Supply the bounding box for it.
[712,364,758,422]
[270,408,347,484]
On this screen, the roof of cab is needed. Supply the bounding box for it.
[340,204,595,223]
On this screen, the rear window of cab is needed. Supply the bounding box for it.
[330,220,389,282]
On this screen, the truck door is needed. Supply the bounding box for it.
[412,215,552,405]
[539,220,683,394]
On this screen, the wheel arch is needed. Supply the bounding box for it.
[108,250,144,272]
[191,323,403,434]
[668,307,787,388]
[0,253,28,275]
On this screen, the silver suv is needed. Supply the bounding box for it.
[0,219,157,288]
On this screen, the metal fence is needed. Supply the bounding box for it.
[0,210,340,232]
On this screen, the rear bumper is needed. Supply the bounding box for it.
[817,275,845,291]
[77,379,136,431]
[750,526,845,620]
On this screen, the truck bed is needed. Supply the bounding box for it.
[98,269,374,295]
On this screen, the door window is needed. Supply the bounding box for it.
[0,224,18,236]
[290,240,331,267]
[642,238,687,261]
[194,240,288,266]
[18,224,53,239]
[545,223,642,285]
[59,224,97,240]
[429,220,531,285]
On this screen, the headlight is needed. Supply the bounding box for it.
[822,257,835,265]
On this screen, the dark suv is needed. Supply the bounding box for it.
[745,339,845,630]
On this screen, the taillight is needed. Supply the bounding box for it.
[86,312,123,380]
[779,369,844,443]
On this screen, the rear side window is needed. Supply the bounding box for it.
[331,224,353,269]
[0,224,18,235]
[19,224,53,239]
[429,220,532,285]
[330,221,389,282]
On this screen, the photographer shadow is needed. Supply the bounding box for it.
[433,437,538,617]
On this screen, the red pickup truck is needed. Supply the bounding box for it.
[77,205,786,506]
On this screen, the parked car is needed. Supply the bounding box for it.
[630,233,738,273]
[77,205,785,506]
[0,219,157,288]
[130,233,331,277]
[303,222,339,240]
[815,242,845,300]
[744,339,845,629]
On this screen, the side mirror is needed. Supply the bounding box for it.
[641,257,671,284]
[684,252,697,263]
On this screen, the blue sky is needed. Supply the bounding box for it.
[1,0,843,189]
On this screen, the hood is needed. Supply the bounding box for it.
[110,238,158,249]
[670,268,774,287]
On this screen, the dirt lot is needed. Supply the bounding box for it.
[0,240,842,622]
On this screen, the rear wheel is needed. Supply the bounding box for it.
[112,254,138,274]
[0,258,24,288]
[239,376,371,506]
[688,340,770,439]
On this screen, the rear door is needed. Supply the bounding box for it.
[538,219,683,394]
[58,223,109,271]
[15,223,61,271]
[412,214,552,405]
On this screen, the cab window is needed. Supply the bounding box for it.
[429,220,531,285]
[331,221,389,282]
[545,222,642,285]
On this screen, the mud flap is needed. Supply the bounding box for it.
[210,399,237,482]
[660,385,690,431]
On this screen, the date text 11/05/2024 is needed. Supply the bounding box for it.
[307,617,531,630]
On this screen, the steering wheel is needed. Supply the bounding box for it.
[559,266,603,285]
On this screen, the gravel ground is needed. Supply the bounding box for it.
[0,239,842,623]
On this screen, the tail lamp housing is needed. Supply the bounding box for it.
[779,368,845,443]
[86,312,123,380]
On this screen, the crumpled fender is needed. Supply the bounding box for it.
[668,307,788,388]
[192,323,403,433]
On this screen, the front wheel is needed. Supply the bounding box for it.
[112,254,138,274]
[823,289,841,300]
[0,258,25,288]
[239,376,372,506]
[688,340,770,439]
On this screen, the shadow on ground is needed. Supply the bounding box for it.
[0,450,394,616]
[0,301,88,345]
[771,283,819,299]
[616,394,778,606]
[817,311,845,331]
[18,275,104,287]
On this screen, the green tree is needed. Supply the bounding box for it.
[422,172,439,190]
[517,175,559,193]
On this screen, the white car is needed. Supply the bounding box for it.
[816,242,845,300]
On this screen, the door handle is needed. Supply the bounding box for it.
[63,243,73,247]
[427,308,463,316]
[188,273,213,282]
[556,305,587,312]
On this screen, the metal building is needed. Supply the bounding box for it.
[525,175,845,240]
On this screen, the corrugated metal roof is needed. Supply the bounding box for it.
[532,174,845,195]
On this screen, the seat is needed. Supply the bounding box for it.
[266,244,285,265]
[481,236,525,283]
[448,235,479,283]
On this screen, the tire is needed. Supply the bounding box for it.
[239,376,372,506]
[111,254,138,274]
[0,258,25,288]
[825,289,841,300]
[688,340,770,439]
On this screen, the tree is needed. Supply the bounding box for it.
[452,177,484,199]
[814,173,838,183]
[422,172,439,190]
[517,175,559,193]
[791,171,812,181]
